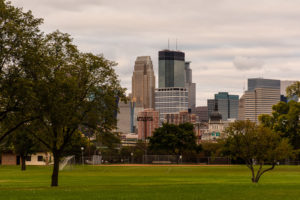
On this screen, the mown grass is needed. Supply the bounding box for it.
[0,165,299,200]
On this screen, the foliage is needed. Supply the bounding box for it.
[201,141,224,157]
[286,81,300,98]
[224,120,294,183]
[1,1,126,186]
[149,123,197,155]
[259,101,300,150]
[0,0,42,142]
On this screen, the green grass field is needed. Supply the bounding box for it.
[0,165,299,200]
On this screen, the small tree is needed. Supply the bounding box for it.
[224,120,293,183]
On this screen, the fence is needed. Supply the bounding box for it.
[70,155,300,165]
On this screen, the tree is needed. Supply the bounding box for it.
[23,31,126,187]
[8,129,42,171]
[0,1,44,142]
[259,101,300,150]
[224,120,293,183]
[149,123,197,155]
[286,81,300,98]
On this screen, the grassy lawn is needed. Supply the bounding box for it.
[0,165,299,200]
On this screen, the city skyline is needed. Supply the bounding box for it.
[11,0,300,106]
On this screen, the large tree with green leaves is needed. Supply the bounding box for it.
[259,101,300,150]
[149,123,197,155]
[0,0,42,141]
[23,31,126,186]
[224,120,293,183]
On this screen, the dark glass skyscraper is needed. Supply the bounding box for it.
[158,50,186,88]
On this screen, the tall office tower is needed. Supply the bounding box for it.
[158,50,186,88]
[185,62,196,111]
[155,50,196,124]
[207,92,239,121]
[244,78,280,123]
[238,95,245,120]
[132,56,155,108]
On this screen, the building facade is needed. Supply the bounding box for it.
[137,109,159,140]
[244,78,280,123]
[238,94,245,120]
[185,61,196,111]
[207,92,239,121]
[158,50,186,88]
[132,56,155,108]
[164,110,197,125]
[194,106,209,122]
[155,87,188,124]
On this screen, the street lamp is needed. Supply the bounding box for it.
[81,147,84,165]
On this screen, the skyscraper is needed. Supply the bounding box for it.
[185,61,196,111]
[158,50,185,88]
[155,50,196,124]
[244,78,280,123]
[207,92,239,121]
[132,56,155,108]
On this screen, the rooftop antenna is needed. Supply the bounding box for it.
[168,38,170,50]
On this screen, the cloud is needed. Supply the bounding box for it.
[9,0,300,105]
[233,56,264,71]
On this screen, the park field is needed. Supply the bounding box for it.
[0,165,299,200]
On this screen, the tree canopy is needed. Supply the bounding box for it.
[0,1,126,187]
[259,101,300,150]
[224,120,293,183]
[149,123,197,155]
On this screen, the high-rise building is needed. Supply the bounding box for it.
[207,92,239,121]
[158,50,186,88]
[238,94,245,120]
[132,56,155,108]
[155,50,195,124]
[185,61,196,111]
[244,78,280,123]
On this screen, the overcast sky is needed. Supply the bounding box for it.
[11,0,300,106]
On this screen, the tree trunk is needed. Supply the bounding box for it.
[21,155,26,171]
[51,153,60,187]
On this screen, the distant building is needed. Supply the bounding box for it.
[207,92,239,121]
[194,106,209,122]
[201,105,226,141]
[1,152,52,166]
[155,87,188,124]
[132,56,155,108]
[120,133,138,146]
[164,110,197,125]
[185,62,196,111]
[156,50,196,122]
[137,109,159,140]
[244,78,280,123]
[158,50,186,88]
[238,94,245,120]
[117,101,131,134]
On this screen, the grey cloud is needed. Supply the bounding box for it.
[10,0,300,106]
[233,56,264,71]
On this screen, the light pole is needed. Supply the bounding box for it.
[131,152,134,164]
[81,147,84,165]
